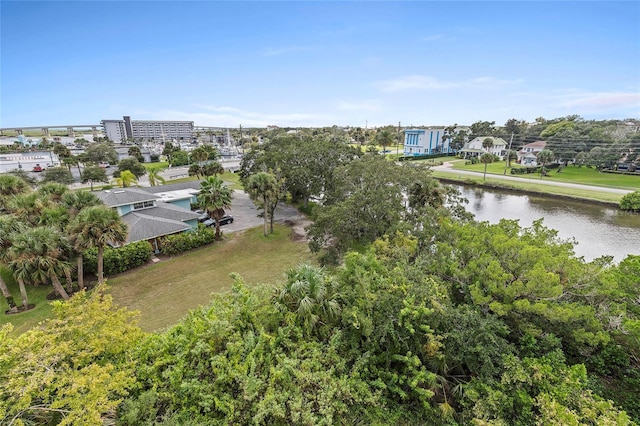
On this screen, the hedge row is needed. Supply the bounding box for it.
[600,169,640,176]
[510,163,560,175]
[159,226,217,256]
[399,152,455,162]
[84,241,154,277]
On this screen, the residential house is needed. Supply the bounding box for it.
[144,181,201,209]
[516,141,547,166]
[460,137,507,159]
[95,185,201,252]
[403,128,451,156]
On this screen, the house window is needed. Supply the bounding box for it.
[133,201,155,210]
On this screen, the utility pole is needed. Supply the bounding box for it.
[503,132,514,175]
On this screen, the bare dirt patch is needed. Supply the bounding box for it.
[284,216,312,242]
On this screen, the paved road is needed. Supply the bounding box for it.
[433,162,634,195]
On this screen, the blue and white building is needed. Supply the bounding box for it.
[403,128,451,156]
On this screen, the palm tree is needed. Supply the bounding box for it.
[0,175,30,212]
[482,137,494,153]
[246,172,280,236]
[197,176,233,239]
[376,129,394,155]
[0,174,30,197]
[70,205,128,285]
[61,190,102,217]
[7,227,71,300]
[202,161,224,177]
[6,192,49,226]
[273,264,341,335]
[536,149,555,179]
[39,205,71,228]
[147,169,166,186]
[112,170,138,188]
[0,216,25,312]
[408,179,445,211]
[190,146,209,164]
[479,153,494,181]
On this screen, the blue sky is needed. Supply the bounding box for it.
[1,1,639,128]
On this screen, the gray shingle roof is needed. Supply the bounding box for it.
[143,180,203,194]
[121,212,192,243]
[139,202,201,221]
[96,187,160,208]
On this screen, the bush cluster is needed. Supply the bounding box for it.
[84,241,154,276]
[159,226,216,255]
[510,163,560,175]
[399,152,455,162]
[620,191,640,212]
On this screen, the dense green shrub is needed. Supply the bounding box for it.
[399,152,455,162]
[84,241,154,276]
[159,226,216,255]
[620,191,640,212]
[511,163,560,175]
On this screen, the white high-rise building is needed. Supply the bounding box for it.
[101,119,128,143]
[101,116,194,143]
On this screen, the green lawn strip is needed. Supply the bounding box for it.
[143,162,170,171]
[450,160,640,190]
[221,171,243,190]
[0,267,56,335]
[107,224,316,332]
[163,171,243,190]
[431,170,624,204]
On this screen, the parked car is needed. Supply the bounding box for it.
[217,215,234,225]
[99,162,110,168]
[197,212,210,222]
[32,164,43,172]
[203,215,234,227]
[202,218,216,227]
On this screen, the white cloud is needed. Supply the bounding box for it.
[559,91,640,111]
[134,106,336,128]
[375,75,521,93]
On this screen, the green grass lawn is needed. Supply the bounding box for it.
[0,224,316,334]
[430,170,625,204]
[143,161,170,171]
[450,160,640,191]
[106,224,314,332]
[0,267,57,335]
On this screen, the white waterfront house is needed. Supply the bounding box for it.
[403,128,451,156]
[516,141,547,165]
[460,137,507,160]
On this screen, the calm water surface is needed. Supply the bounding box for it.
[452,185,640,263]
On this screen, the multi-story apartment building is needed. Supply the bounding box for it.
[403,128,451,156]
[101,119,128,143]
[101,116,194,143]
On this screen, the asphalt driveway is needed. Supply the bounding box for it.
[221,189,306,234]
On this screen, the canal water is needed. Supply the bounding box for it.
[451,184,640,263]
